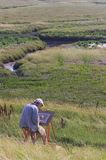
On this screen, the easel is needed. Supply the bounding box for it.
[38,110,56,143]
[45,122,56,142]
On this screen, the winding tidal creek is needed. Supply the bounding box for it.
[3,37,106,72]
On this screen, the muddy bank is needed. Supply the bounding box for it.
[0,31,105,47]
[39,35,106,47]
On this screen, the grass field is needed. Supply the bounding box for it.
[0,137,69,160]
[1,47,106,106]
[0,100,106,159]
[0,99,106,146]
[0,0,106,159]
[0,0,106,35]
[0,137,106,160]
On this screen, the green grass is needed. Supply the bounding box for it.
[1,64,106,106]
[0,46,106,150]
[1,48,106,105]
[38,27,106,39]
[0,35,39,48]
[0,39,45,64]
[0,101,106,148]
[56,108,106,146]
[0,67,12,77]
[0,0,106,158]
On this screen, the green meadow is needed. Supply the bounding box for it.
[1,48,106,106]
[0,0,106,159]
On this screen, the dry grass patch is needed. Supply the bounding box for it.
[70,146,106,160]
[25,47,106,65]
[0,137,69,160]
[0,136,106,160]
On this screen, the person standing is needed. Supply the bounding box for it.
[19,98,48,145]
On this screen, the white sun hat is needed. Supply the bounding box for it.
[34,98,44,106]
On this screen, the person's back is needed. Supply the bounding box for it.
[20,103,39,132]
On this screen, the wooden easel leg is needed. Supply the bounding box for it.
[51,122,56,142]
[46,123,51,143]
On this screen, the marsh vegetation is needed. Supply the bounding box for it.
[0,0,106,159]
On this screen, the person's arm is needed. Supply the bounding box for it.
[32,107,39,129]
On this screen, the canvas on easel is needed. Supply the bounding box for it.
[39,111,54,126]
[39,111,56,142]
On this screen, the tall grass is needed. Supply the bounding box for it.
[0,136,106,160]
[0,100,106,147]
[24,47,106,64]
[0,36,38,48]
[0,137,69,160]
[0,39,45,64]
[69,146,106,160]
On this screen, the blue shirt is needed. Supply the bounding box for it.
[19,103,39,132]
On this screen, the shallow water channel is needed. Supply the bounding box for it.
[3,62,16,72]
[3,40,78,72]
